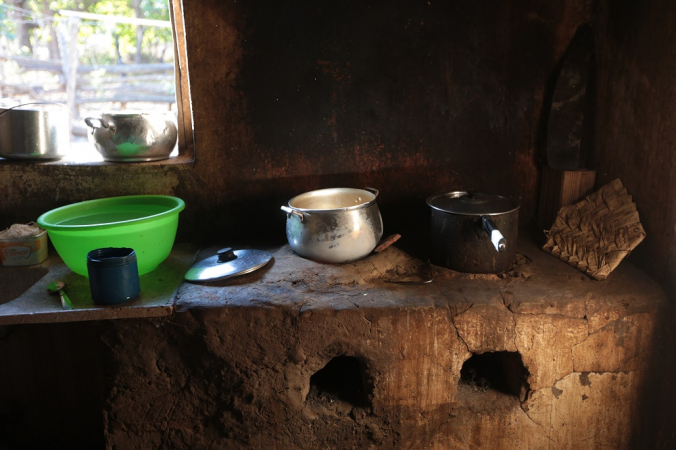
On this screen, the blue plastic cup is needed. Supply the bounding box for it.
[87,247,141,305]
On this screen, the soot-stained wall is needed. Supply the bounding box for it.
[177,0,592,246]
[594,0,676,445]
[1,0,592,254]
[594,0,676,299]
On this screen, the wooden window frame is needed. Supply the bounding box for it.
[169,0,194,163]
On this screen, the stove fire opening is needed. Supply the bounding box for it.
[459,351,530,401]
[307,355,372,409]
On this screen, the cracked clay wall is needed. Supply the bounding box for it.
[100,291,660,449]
[97,244,669,449]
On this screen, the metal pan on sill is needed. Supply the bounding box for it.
[0,102,70,160]
[84,112,178,162]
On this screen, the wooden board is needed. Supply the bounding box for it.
[537,165,596,233]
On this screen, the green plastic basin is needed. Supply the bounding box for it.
[37,195,185,277]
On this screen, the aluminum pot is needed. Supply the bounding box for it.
[0,103,70,160]
[281,187,383,264]
[426,191,520,274]
[85,112,178,162]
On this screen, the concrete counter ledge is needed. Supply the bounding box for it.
[0,243,199,325]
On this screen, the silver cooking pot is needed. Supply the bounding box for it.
[85,112,178,162]
[0,102,70,160]
[281,187,383,264]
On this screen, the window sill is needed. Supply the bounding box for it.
[0,153,195,170]
[0,135,194,169]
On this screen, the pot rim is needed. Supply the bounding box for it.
[426,191,520,216]
[287,187,379,212]
[99,112,176,118]
[0,102,69,115]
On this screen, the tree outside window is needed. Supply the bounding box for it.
[0,0,176,162]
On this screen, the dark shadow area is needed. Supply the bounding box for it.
[0,321,105,449]
[629,300,676,449]
[0,265,48,306]
[460,351,530,400]
[308,355,371,408]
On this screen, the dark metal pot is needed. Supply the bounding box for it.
[426,191,520,274]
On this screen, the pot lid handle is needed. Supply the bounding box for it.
[217,247,237,262]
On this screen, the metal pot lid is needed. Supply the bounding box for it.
[426,191,520,216]
[184,247,272,283]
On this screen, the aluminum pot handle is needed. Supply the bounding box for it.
[84,117,109,129]
[365,187,380,197]
[481,216,506,252]
[281,205,306,222]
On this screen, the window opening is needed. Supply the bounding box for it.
[0,0,187,163]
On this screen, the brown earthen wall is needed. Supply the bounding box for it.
[594,0,676,446]
[594,0,676,299]
[1,0,676,448]
[94,243,669,449]
[2,0,592,254]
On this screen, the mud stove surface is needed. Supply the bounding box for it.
[98,236,667,449]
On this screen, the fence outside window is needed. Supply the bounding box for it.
[0,2,176,162]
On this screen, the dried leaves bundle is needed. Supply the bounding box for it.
[542,179,645,280]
